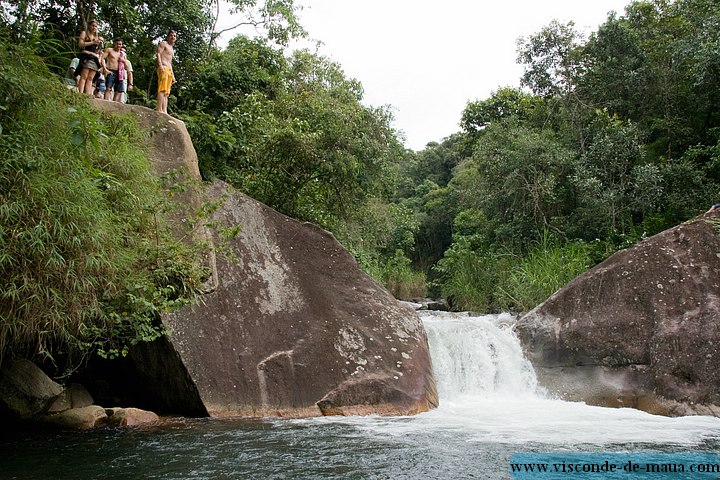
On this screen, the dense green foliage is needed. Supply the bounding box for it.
[5,0,720,377]
[390,0,720,311]
[0,41,206,370]
[176,0,720,311]
[2,0,304,108]
[181,45,403,228]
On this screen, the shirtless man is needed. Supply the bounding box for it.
[156,30,177,114]
[101,38,129,102]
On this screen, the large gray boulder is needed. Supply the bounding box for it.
[131,181,438,417]
[515,213,720,416]
[0,359,63,419]
[91,102,438,418]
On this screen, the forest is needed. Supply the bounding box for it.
[2,0,720,371]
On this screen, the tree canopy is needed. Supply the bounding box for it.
[5,0,720,365]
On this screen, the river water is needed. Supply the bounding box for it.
[2,311,720,479]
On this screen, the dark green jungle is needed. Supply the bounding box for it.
[2,0,720,374]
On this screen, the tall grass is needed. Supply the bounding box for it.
[495,233,594,313]
[379,250,426,300]
[0,40,205,372]
[433,232,594,313]
[433,237,512,312]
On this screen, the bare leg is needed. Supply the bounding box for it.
[80,69,96,96]
[156,92,167,113]
[77,69,89,95]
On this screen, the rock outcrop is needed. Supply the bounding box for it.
[0,359,62,419]
[105,407,160,427]
[90,102,438,418]
[91,100,218,289]
[130,181,438,417]
[41,405,110,430]
[0,358,159,429]
[47,383,94,413]
[515,213,720,416]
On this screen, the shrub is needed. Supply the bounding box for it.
[379,250,426,300]
[495,233,594,313]
[0,40,205,371]
[432,237,512,312]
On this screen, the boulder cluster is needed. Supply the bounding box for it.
[0,359,159,429]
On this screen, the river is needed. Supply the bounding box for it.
[2,311,719,479]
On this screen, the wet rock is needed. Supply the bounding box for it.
[41,405,108,430]
[0,359,62,419]
[105,407,159,427]
[515,213,720,416]
[409,298,450,311]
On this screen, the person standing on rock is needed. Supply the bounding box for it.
[120,48,134,103]
[156,30,176,114]
[76,20,104,96]
[101,38,129,102]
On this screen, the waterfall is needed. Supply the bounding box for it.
[412,311,720,446]
[421,311,539,400]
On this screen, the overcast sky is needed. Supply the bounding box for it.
[222,1,631,151]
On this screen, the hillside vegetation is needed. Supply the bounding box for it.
[0,40,205,372]
[3,0,720,372]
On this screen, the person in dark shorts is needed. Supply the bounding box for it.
[101,38,129,102]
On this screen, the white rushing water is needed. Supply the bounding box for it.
[4,310,720,480]
[313,311,720,447]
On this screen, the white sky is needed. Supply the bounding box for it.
[221,0,631,151]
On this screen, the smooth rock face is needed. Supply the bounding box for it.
[90,103,438,418]
[0,359,62,418]
[137,181,438,417]
[41,405,108,430]
[515,214,720,415]
[105,407,159,427]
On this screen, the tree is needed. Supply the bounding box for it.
[1,0,304,106]
[462,87,550,135]
[188,49,403,228]
[569,110,652,238]
[579,0,720,161]
[516,20,584,99]
[176,34,285,116]
[453,118,576,249]
[208,0,305,48]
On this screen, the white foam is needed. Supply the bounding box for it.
[300,312,720,446]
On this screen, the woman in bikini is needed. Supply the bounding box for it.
[76,20,104,96]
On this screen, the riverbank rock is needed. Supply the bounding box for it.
[0,359,62,419]
[514,213,720,416]
[88,102,438,418]
[129,181,438,418]
[408,298,450,311]
[105,407,160,427]
[41,405,108,430]
[47,383,94,413]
